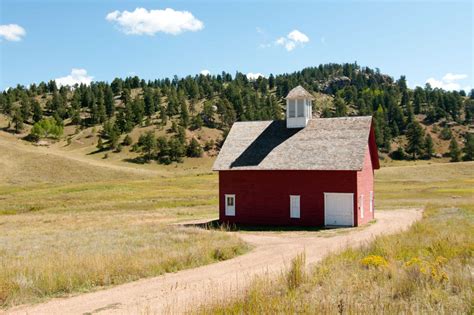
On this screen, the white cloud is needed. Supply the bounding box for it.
[55,69,93,87]
[0,24,26,41]
[275,29,309,51]
[287,30,309,43]
[106,7,204,36]
[442,73,468,82]
[425,73,470,91]
[246,72,265,80]
[200,69,210,76]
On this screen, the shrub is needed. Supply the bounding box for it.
[30,117,63,140]
[187,138,203,157]
[122,134,133,146]
[404,256,449,283]
[360,255,388,268]
[204,140,215,151]
[286,253,306,290]
[389,147,406,160]
[440,127,452,140]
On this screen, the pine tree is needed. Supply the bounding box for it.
[156,136,170,164]
[424,134,434,159]
[111,78,122,95]
[159,106,168,126]
[334,97,347,117]
[190,115,203,130]
[97,96,107,123]
[187,138,203,157]
[20,96,31,122]
[108,130,120,151]
[405,121,424,159]
[104,86,115,117]
[373,105,386,148]
[12,109,24,133]
[180,101,190,127]
[268,74,275,89]
[32,99,43,123]
[168,138,186,162]
[462,133,474,161]
[138,131,156,161]
[143,88,155,117]
[176,126,186,144]
[405,102,415,123]
[449,138,461,162]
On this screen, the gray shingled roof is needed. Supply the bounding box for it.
[213,116,373,171]
[285,85,315,100]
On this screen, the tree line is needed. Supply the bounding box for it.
[1,63,473,163]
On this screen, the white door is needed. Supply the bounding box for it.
[360,194,364,219]
[324,193,354,226]
[225,194,235,216]
[290,195,300,218]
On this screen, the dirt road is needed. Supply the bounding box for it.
[8,209,422,315]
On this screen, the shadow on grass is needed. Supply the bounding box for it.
[123,157,149,164]
[179,219,349,232]
[87,148,109,155]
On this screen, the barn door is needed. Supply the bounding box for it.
[290,195,300,218]
[324,193,354,226]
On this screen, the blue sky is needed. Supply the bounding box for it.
[0,0,472,91]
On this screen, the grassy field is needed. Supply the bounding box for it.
[200,162,474,314]
[0,133,248,308]
[2,127,473,311]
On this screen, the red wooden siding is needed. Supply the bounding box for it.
[219,170,359,226]
[356,145,375,225]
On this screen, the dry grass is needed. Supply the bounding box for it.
[0,211,247,307]
[0,133,248,308]
[199,162,474,314]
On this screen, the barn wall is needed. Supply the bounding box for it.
[219,170,358,227]
[356,145,375,225]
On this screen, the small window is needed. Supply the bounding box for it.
[369,191,373,213]
[225,194,235,216]
[290,195,300,218]
[297,99,304,117]
[288,100,296,118]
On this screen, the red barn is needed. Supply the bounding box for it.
[213,86,379,227]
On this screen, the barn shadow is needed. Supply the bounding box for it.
[176,219,342,232]
[230,120,302,168]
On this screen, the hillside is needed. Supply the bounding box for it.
[1,63,473,164]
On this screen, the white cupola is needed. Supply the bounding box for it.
[285,85,314,128]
